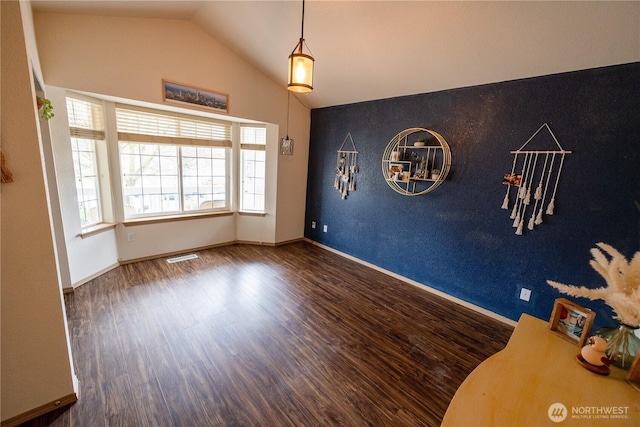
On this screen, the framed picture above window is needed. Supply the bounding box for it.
[162,79,229,114]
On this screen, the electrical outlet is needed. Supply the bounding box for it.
[323,225,328,233]
[127,232,136,242]
[519,288,531,302]
[311,221,316,229]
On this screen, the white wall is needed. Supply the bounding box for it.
[117,215,237,261]
[33,11,310,276]
[275,95,310,243]
[1,1,76,422]
[46,86,119,286]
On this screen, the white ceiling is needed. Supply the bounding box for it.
[31,1,640,109]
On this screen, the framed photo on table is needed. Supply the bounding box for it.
[548,298,595,347]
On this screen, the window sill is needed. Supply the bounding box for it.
[238,211,267,217]
[122,210,234,226]
[78,222,117,238]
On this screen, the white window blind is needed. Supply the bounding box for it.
[66,97,105,140]
[116,107,231,147]
[240,125,267,150]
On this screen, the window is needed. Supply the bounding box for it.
[116,107,231,218]
[240,125,266,212]
[182,146,227,211]
[119,142,179,215]
[66,97,106,228]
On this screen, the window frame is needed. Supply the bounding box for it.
[115,106,233,220]
[66,95,108,229]
[239,124,267,213]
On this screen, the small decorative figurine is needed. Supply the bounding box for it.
[581,337,608,366]
[577,336,612,375]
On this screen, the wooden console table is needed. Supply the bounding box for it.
[442,313,639,426]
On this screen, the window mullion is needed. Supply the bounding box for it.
[178,147,184,213]
[91,140,103,223]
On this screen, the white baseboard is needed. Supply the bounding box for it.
[68,262,120,290]
[305,239,517,327]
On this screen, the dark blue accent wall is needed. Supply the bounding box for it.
[305,63,640,328]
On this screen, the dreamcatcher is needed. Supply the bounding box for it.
[334,133,359,199]
[501,123,571,235]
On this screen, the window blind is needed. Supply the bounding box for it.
[66,97,105,140]
[240,125,266,151]
[116,108,232,147]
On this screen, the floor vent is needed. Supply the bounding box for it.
[166,254,198,264]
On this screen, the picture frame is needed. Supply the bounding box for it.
[388,163,403,180]
[548,298,595,347]
[162,79,228,114]
[388,163,410,182]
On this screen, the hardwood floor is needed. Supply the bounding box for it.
[20,241,513,427]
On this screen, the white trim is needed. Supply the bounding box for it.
[72,373,79,398]
[70,262,119,289]
[305,238,517,327]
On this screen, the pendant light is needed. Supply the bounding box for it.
[288,0,314,93]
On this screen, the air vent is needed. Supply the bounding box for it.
[166,254,198,264]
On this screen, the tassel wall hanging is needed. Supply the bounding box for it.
[501,123,571,235]
[334,133,359,199]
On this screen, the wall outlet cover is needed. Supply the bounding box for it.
[520,288,532,302]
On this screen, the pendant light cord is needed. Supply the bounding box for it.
[301,0,306,39]
[286,91,291,139]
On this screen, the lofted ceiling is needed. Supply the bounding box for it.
[31,1,640,109]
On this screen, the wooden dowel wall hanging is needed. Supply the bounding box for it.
[334,133,359,199]
[501,123,571,235]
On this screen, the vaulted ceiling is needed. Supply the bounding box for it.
[31,1,640,109]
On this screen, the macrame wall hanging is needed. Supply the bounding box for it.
[334,133,359,199]
[501,123,571,235]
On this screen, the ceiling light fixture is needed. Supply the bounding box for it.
[288,0,314,93]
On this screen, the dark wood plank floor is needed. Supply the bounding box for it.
[21,241,513,427]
